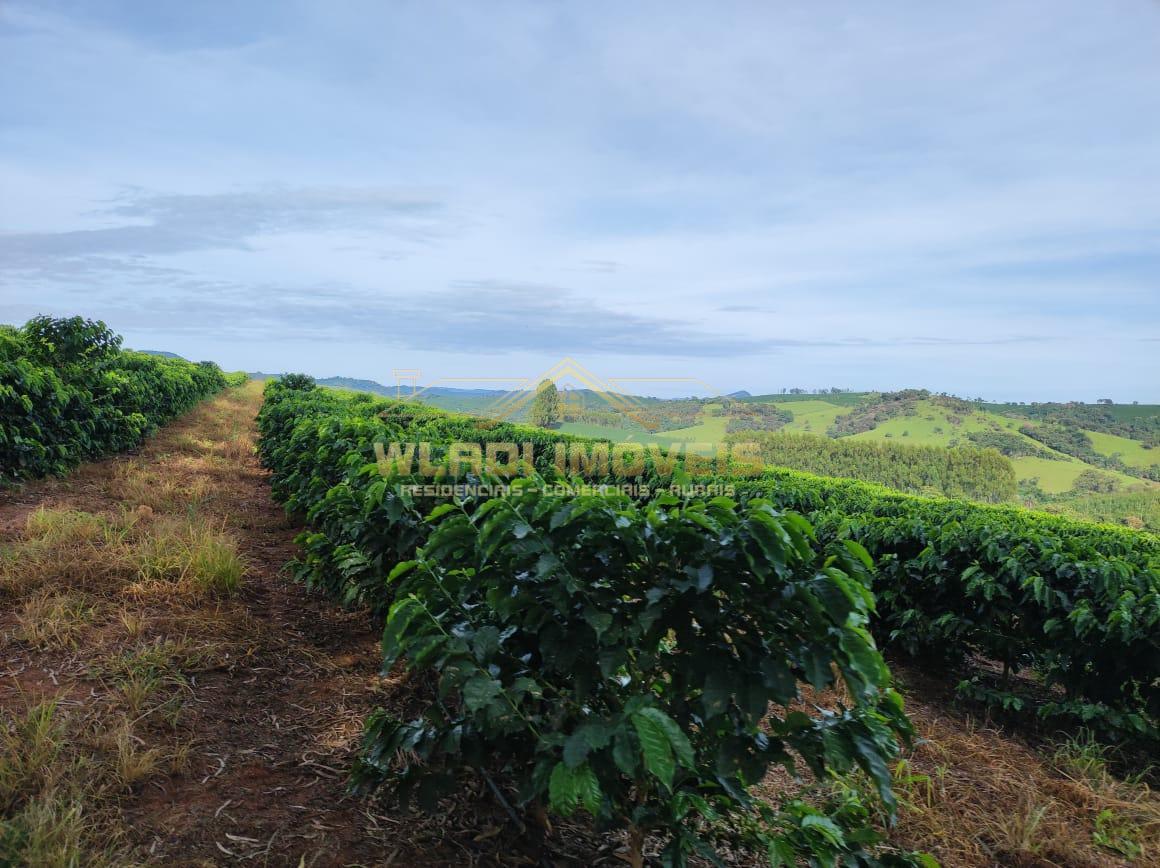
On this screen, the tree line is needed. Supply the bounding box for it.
[725,429,1017,502]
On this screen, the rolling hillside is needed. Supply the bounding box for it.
[307,375,1159,529]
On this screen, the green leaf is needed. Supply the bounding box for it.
[386,560,419,583]
[701,670,732,718]
[381,596,425,666]
[425,502,458,521]
[759,657,797,704]
[612,730,638,776]
[564,722,615,769]
[575,763,602,814]
[631,710,675,789]
[563,731,591,768]
[462,672,502,712]
[548,761,602,816]
[471,625,501,661]
[634,707,694,770]
[583,608,613,639]
[800,813,846,846]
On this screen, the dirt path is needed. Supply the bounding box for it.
[0,384,587,866]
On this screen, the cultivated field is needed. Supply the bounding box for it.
[2,383,1158,865]
[3,320,1159,865]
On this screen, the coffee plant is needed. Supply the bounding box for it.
[351,482,921,865]
[259,382,1159,753]
[260,381,942,863]
[1,315,235,480]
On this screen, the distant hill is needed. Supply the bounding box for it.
[136,349,186,359]
[246,370,1159,528]
[247,373,398,395]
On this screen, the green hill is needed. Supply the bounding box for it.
[300,375,1160,529]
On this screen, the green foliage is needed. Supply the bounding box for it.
[626,399,705,432]
[222,371,249,388]
[740,391,870,408]
[1,316,229,481]
[727,430,1017,503]
[560,404,628,428]
[995,401,1160,448]
[965,430,1062,460]
[356,485,912,862]
[1037,488,1160,532]
[20,315,122,368]
[1070,468,1119,494]
[827,390,931,437]
[742,468,1160,746]
[258,386,1160,756]
[257,383,927,865]
[528,379,560,428]
[1020,421,1159,481]
[723,401,793,433]
[278,372,316,391]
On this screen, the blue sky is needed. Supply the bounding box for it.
[1,0,1158,400]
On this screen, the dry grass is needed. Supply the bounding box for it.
[216,428,255,463]
[111,464,213,513]
[110,727,164,790]
[117,609,148,640]
[0,508,113,599]
[876,703,1160,866]
[1,504,244,606]
[751,678,1160,867]
[0,701,120,867]
[0,699,180,864]
[15,591,96,649]
[0,385,258,865]
[129,516,245,595]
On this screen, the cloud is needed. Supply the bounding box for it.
[570,259,621,273]
[30,278,764,357]
[717,304,768,314]
[1,1,1158,398]
[0,186,451,275]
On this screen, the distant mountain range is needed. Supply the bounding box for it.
[247,373,402,395]
[246,373,751,403]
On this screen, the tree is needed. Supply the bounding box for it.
[21,315,120,370]
[528,378,560,428]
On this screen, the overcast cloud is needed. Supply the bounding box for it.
[1,1,1157,399]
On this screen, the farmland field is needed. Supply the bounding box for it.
[9,0,1160,862]
[1087,429,1160,470]
[556,420,643,440]
[3,359,1159,865]
[776,398,850,434]
[257,379,1160,866]
[1009,455,1099,493]
[4,321,1159,865]
[551,392,1160,523]
[640,413,727,445]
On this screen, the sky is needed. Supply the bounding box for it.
[1,1,1158,401]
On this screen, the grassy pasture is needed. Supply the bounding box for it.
[1086,430,1159,470]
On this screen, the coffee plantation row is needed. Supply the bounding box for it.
[259,377,934,865]
[1,316,240,481]
[257,377,1158,864]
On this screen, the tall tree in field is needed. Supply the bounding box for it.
[528,378,560,428]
